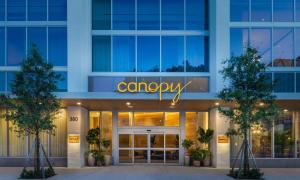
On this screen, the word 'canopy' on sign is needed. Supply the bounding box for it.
[117,81,192,104]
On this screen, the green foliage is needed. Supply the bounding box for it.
[101,139,111,149]
[228,169,264,179]
[197,127,214,148]
[190,148,205,161]
[181,139,194,150]
[20,167,56,179]
[200,149,211,158]
[0,45,62,136]
[218,47,279,133]
[86,127,100,146]
[86,149,104,165]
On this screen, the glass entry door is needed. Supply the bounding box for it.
[118,130,179,164]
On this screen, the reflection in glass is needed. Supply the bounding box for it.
[273,28,294,67]
[89,111,100,129]
[297,74,300,93]
[134,134,147,148]
[137,36,160,72]
[161,0,184,30]
[113,0,135,30]
[250,29,271,66]
[185,112,197,144]
[7,28,26,66]
[7,72,16,92]
[295,29,300,66]
[137,77,160,92]
[186,0,207,30]
[48,27,67,66]
[137,0,160,30]
[230,0,249,22]
[151,134,164,148]
[134,150,147,163]
[230,28,249,56]
[166,134,179,148]
[93,0,111,30]
[0,72,4,91]
[251,0,272,22]
[93,36,111,72]
[297,0,300,22]
[274,73,295,93]
[162,36,184,72]
[49,0,67,21]
[118,112,133,126]
[252,122,272,158]
[297,112,300,158]
[89,76,136,92]
[28,28,47,59]
[113,36,135,72]
[0,28,4,66]
[56,72,67,92]
[275,113,295,158]
[165,112,179,127]
[28,0,47,21]
[166,150,179,163]
[134,112,164,126]
[185,77,209,92]
[119,134,132,148]
[273,0,294,22]
[186,36,208,72]
[7,0,26,21]
[0,0,4,21]
[119,150,133,163]
[151,150,164,163]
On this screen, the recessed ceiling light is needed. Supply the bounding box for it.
[171,102,176,106]
[284,109,288,112]
[126,102,131,106]
[259,102,264,106]
[215,102,220,106]
[76,102,81,105]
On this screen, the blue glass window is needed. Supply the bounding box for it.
[28,0,47,21]
[28,28,47,59]
[49,0,67,21]
[7,72,16,92]
[273,0,294,22]
[137,0,160,30]
[137,36,160,72]
[0,0,4,21]
[56,71,67,92]
[162,0,184,30]
[92,36,111,72]
[7,28,26,66]
[251,0,272,22]
[296,28,300,66]
[162,36,184,72]
[273,28,294,67]
[274,73,295,93]
[0,72,4,91]
[113,0,135,30]
[186,36,208,72]
[113,36,135,72]
[48,27,67,66]
[93,0,111,30]
[297,73,300,92]
[297,0,300,21]
[230,0,249,22]
[230,28,249,56]
[7,0,26,21]
[250,28,272,66]
[0,28,4,66]
[186,0,207,30]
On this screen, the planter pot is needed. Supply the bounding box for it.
[203,156,210,167]
[87,153,95,166]
[97,161,103,166]
[193,160,201,167]
[184,155,190,166]
[104,155,111,166]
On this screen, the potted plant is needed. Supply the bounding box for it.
[190,148,204,167]
[197,127,214,167]
[101,139,111,166]
[86,127,100,166]
[181,139,194,166]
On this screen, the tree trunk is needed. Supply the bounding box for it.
[34,132,41,176]
[243,129,250,175]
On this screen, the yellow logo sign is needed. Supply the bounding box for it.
[117,81,192,104]
[68,135,80,143]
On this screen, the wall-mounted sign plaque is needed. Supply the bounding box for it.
[218,135,229,143]
[69,134,80,143]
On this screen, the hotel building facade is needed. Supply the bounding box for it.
[0,0,300,168]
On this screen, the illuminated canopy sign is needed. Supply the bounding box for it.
[117,81,192,104]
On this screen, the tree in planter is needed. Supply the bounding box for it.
[218,47,279,179]
[181,139,194,166]
[101,139,111,166]
[197,127,214,166]
[86,127,103,166]
[0,45,62,179]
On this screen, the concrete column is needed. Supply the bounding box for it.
[67,106,88,168]
[112,111,118,165]
[209,108,230,168]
